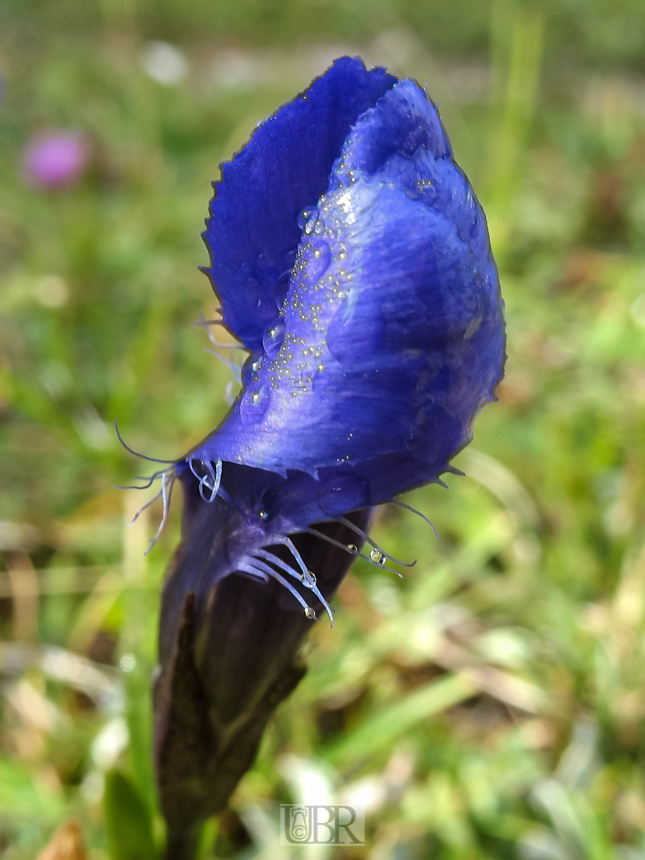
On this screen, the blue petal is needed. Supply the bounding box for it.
[202,57,396,351]
[188,77,504,504]
[330,78,452,180]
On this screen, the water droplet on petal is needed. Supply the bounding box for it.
[307,240,331,280]
[347,544,358,554]
[262,321,285,353]
[298,208,312,229]
[312,362,331,394]
[304,607,316,620]
[240,386,270,424]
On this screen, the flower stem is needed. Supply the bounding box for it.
[164,824,200,860]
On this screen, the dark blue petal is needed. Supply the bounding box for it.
[330,79,452,181]
[202,57,396,350]
[173,460,359,551]
[188,77,504,504]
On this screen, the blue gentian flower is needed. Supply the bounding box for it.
[128,56,505,622]
[148,57,505,848]
[189,57,503,493]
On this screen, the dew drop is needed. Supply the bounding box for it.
[369,548,386,566]
[302,571,316,586]
[304,607,316,620]
[258,509,269,520]
[262,321,285,353]
[240,386,270,423]
[312,361,331,394]
[347,544,358,554]
[298,208,312,229]
[307,240,331,280]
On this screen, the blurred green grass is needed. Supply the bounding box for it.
[1,0,645,857]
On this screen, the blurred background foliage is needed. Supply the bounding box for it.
[1,0,645,857]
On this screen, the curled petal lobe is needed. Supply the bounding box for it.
[330,78,452,180]
[202,57,396,351]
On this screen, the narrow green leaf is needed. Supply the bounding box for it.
[104,769,157,860]
[326,673,476,765]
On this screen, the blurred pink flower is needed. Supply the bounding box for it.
[22,131,90,189]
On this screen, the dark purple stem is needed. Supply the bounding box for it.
[154,498,371,859]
